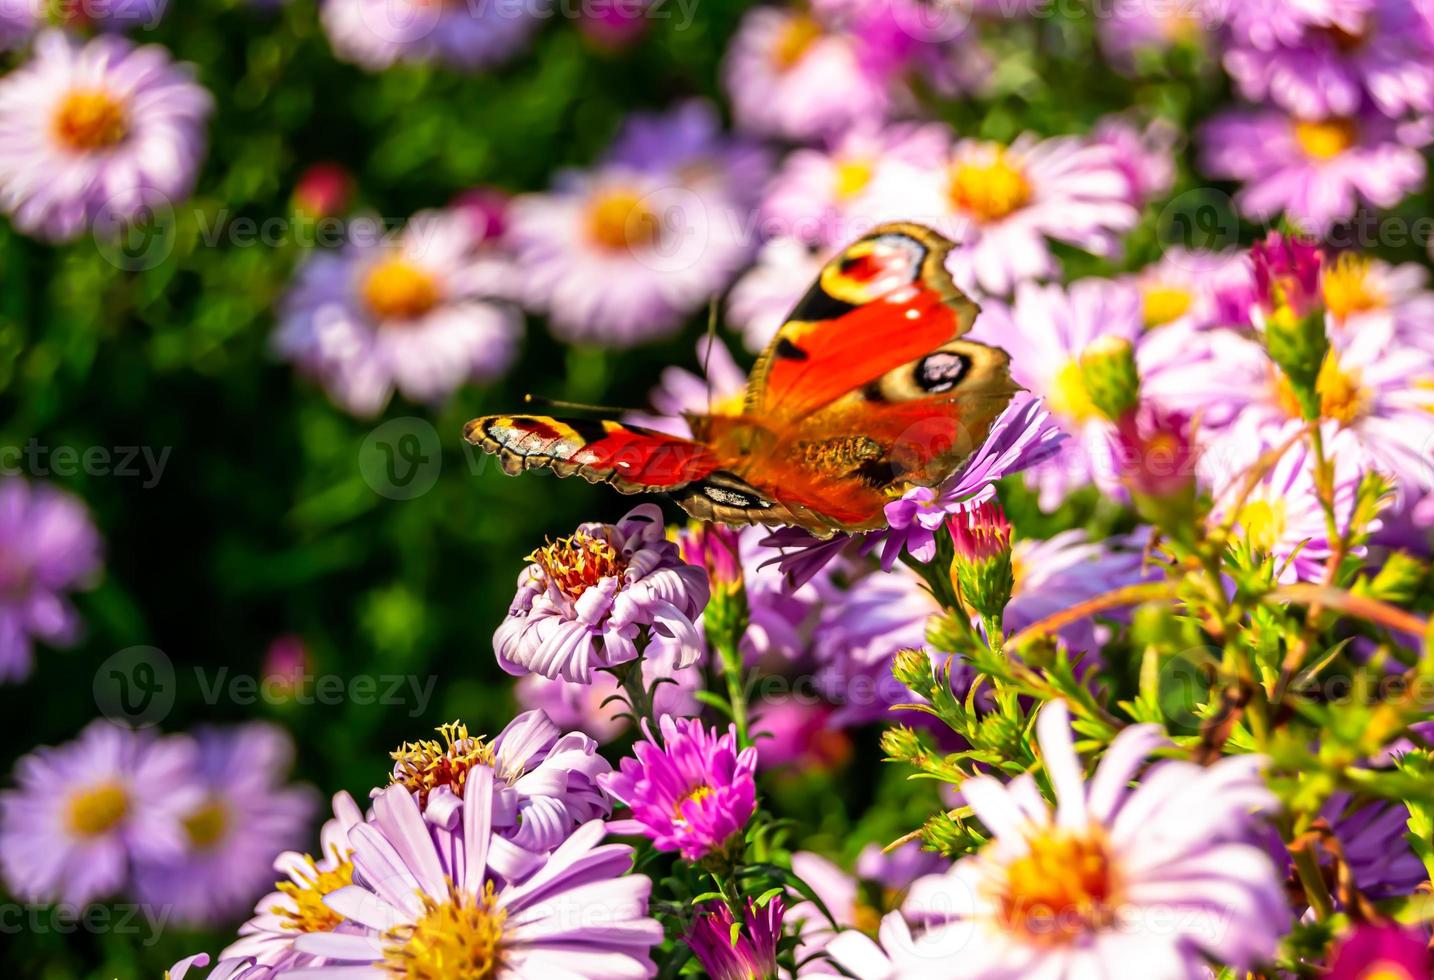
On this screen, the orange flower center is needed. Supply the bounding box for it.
[1322,253,1385,323]
[1273,354,1369,425]
[391,721,497,806]
[362,258,440,322]
[529,531,628,600]
[275,850,356,935]
[998,827,1121,944]
[1294,117,1358,160]
[65,781,129,837]
[384,880,506,980]
[948,151,1032,223]
[770,14,822,71]
[52,89,128,151]
[585,188,659,252]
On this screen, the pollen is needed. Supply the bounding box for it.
[391,721,497,807]
[275,850,356,935]
[384,880,507,980]
[65,781,129,838]
[585,189,659,252]
[528,531,628,600]
[673,784,715,822]
[770,14,822,71]
[1293,117,1358,161]
[1141,284,1193,329]
[362,258,441,322]
[52,89,128,151]
[948,151,1032,224]
[182,798,232,850]
[1322,253,1385,323]
[996,827,1121,945]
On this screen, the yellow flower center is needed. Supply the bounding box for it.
[384,881,506,980]
[948,151,1032,223]
[1142,285,1193,329]
[52,89,128,151]
[770,14,822,71]
[275,851,356,935]
[672,784,714,821]
[1273,355,1369,425]
[391,721,497,807]
[183,798,231,851]
[65,781,129,838]
[585,189,659,252]
[850,901,882,937]
[1237,499,1288,554]
[362,258,440,322]
[529,531,628,600]
[1047,357,1097,423]
[1294,117,1358,160]
[833,158,875,201]
[1322,253,1385,323]
[998,827,1121,944]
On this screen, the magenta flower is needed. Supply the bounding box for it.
[684,896,784,980]
[0,30,212,242]
[133,724,317,927]
[601,716,758,862]
[0,478,102,683]
[1251,230,1324,317]
[0,720,200,905]
[495,504,709,684]
[1326,922,1431,979]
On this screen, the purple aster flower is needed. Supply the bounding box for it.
[831,701,1287,978]
[1205,0,1369,50]
[900,133,1140,295]
[383,711,612,852]
[1199,107,1427,235]
[1319,793,1426,900]
[0,30,212,243]
[132,723,317,927]
[726,236,831,353]
[1326,922,1432,979]
[760,120,953,247]
[684,896,784,980]
[508,163,752,346]
[722,6,890,141]
[789,842,944,962]
[1097,0,1206,68]
[624,337,748,438]
[320,0,539,71]
[221,791,364,974]
[600,715,758,862]
[748,698,852,771]
[494,504,709,683]
[0,0,39,51]
[0,478,102,683]
[290,782,663,977]
[164,953,260,980]
[0,720,200,905]
[1223,0,1434,119]
[602,98,772,209]
[1090,115,1178,207]
[1320,251,1434,341]
[1004,529,1154,652]
[274,208,520,417]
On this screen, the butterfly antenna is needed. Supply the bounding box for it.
[523,394,643,414]
[702,295,719,414]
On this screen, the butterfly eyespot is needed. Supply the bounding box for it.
[916,351,969,393]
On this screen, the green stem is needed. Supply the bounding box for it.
[1292,841,1335,921]
[616,657,654,730]
[715,633,750,747]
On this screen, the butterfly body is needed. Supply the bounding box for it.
[466,223,1019,536]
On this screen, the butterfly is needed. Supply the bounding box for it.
[465,222,1018,538]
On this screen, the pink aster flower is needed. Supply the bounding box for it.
[0,478,102,683]
[320,0,539,71]
[600,715,758,862]
[722,6,890,141]
[164,953,261,980]
[903,133,1140,295]
[133,724,317,927]
[274,208,520,417]
[726,236,831,353]
[1222,0,1434,119]
[0,720,200,905]
[0,30,212,243]
[1199,107,1427,234]
[749,698,852,772]
[1326,922,1432,979]
[1090,115,1179,208]
[494,504,709,683]
[1319,251,1434,342]
[830,701,1287,979]
[221,791,365,974]
[289,782,663,978]
[1119,247,1253,332]
[384,711,612,853]
[508,163,752,346]
[624,337,747,439]
[684,896,784,980]
[1097,0,1207,68]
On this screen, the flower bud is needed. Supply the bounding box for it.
[880,725,926,764]
[451,186,509,243]
[1078,335,1141,423]
[1112,405,1197,537]
[948,503,1014,625]
[292,162,353,219]
[1252,232,1328,420]
[678,522,748,649]
[891,647,934,696]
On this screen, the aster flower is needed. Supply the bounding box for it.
[494,504,709,683]
[789,842,945,962]
[902,133,1139,296]
[722,7,890,141]
[221,791,365,973]
[759,121,953,247]
[749,698,852,772]
[288,782,663,978]
[1319,251,1434,341]
[1315,793,1426,900]
[1090,115,1179,207]
[600,715,758,862]
[0,0,38,51]
[320,0,539,71]
[602,98,772,209]
[133,723,317,927]
[1002,529,1154,653]
[1199,107,1427,234]
[1222,0,1434,119]
[0,30,212,243]
[624,337,747,439]
[508,163,752,346]
[831,702,1287,979]
[0,478,102,683]
[0,720,199,905]
[1326,922,1432,978]
[684,896,784,980]
[726,236,831,353]
[514,644,703,744]
[164,953,261,980]
[385,711,611,852]
[1120,247,1252,332]
[1097,0,1206,68]
[274,208,520,417]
